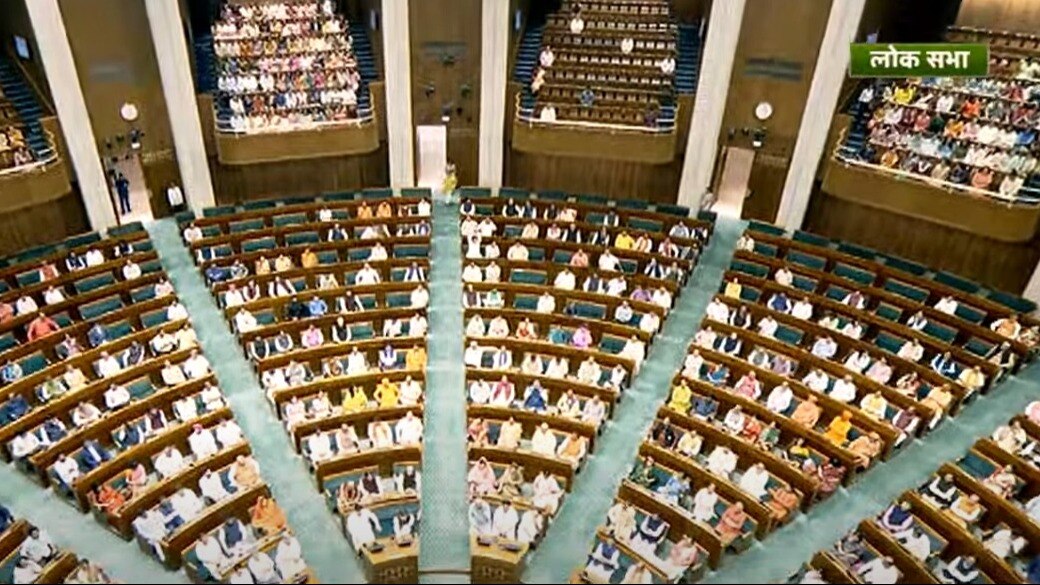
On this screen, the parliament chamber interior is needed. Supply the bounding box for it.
[1,0,1040,583]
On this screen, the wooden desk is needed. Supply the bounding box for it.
[470,534,529,584]
[28,375,214,481]
[906,491,1012,583]
[100,443,250,539]
[198,236,430,270]
[714,293,960,416]
[469,281,667,319]
[314,445,422,491]
[748,231,1040,331]
[0,338,194,461]
[466,307,651,344]
[676,375,861,480]
[466,369,618,415]
[695,346,898,462]
[190,197,426,233]
[160,484,270,570]
[292,404,423,451]
[662,406,821,505]
[618,480,724,569]
[71,408,234,510]
[858,518,938,583]
[734,249,1030,362]
[726,271,999,387]
[211,258,427,296]
[361,537,419,584]
[469,445,576,491]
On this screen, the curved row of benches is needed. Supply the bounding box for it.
[182,192,432,584]
[572,224,1038,584]
[792,401,1040,584]
[458,190,712,582]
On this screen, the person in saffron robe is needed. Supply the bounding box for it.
[251,496,287,535]
[715,502,747,546]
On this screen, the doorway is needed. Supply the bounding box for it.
[103,150,154,224]
[416,125,447,190]
[714,146,755,219]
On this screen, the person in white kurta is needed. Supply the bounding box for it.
[492,503,520,540]
[706,446,737,479]
[346,507,381,552]
[530,425,557,457]
[766,384,794,413]
[12,559,42,584]
[395,412,423,446]
[195,534,232,576]
[133,509,169,560]
[155,447,188,478]
[274,536,307,580]
[199,469,231,502]
[170,488,205,521]
[517,510,543,544]
[189,425,219,459]
[216,420,244,447]
[248,552,278,583]
[308,432,334,463]
[738,464,770,500]
[856,556,899,584]
[532,472,563,514]
[19,529,54,564]
[399,378,423,405]
[228,567,254,584]
[585,541,620,582]
[898,529,931,562]
[692,484,719,523]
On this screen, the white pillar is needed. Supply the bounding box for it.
[676,0,746,209]
[478,0,509,188]
[1025,263,1040,310]
[145,0,216,211]
[26,0,117,231]
[381,0,415,188]
[775,0,865,230]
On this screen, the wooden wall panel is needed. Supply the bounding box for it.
[210,143,389,205]
[0,191,89,257]
[715,0,832,223]
[956,0,1040,34]
[59,0,180,198]
[506,149,681,204]
[408,0,482,185]
[804,192,1040,295]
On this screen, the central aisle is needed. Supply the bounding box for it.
[523,217,747,583]
[147,219,363,583]
[419,199,471,578]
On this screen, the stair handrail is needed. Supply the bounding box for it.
[4,48,55,116]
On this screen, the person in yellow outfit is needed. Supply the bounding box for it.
[342,386,369,413]
[723,278,742,299]
[376,201,393,218]
[667,381,692,414]
[824,411,853,446]
[614,231,635,250]
[921,384,952,414]
[892,84,915,105]
[374,378,400,408]
[301,248,318,269]
[406,345,427,370]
